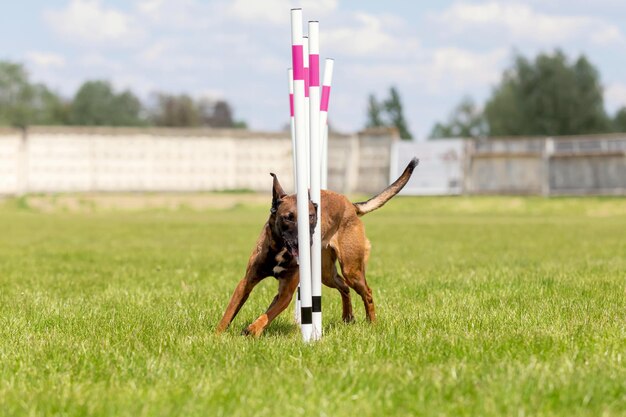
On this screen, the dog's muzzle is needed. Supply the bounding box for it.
[285,239,299,263]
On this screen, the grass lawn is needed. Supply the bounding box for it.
[0,194,624,416]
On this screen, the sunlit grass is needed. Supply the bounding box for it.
[0,195,624,416]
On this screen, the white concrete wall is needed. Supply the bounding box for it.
[465,135,626,195]
[0,127,396,196]
[3,127,623,196]
[0,127,298,194]
[391,140,464,195]
[0,131,21,194]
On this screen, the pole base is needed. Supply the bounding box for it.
[300,323,313,342]
[312,313,322,340]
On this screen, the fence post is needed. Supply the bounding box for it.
[344,134,360,194]
[16,127,28,196]
[543,137,554,196]
[462,139,475,195]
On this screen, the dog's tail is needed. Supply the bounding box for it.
[353,157,419,216]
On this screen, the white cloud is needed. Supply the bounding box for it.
[111,74,156,97]
[78,53,123,71]
[139,40,176,62]
[135,0,217,30]
[44,0,144,44]
[350,47,507,94]
[136,0,164,17]
[194,89,225,101]
[605,83,626,112]
[421,47,508,91]
[435,1,624,45]
[348,63,413,84]
[25,51,66,69]
[324,12,418,57]
[591,26,625,45]
[228,0,287,24]
[227,0,338,25]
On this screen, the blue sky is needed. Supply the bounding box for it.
[1,0,625,139]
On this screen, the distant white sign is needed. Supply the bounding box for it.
[391,140,465,195]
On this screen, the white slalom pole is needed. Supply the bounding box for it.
[291,8,313,342]
[308,21,322,340]
[288,68,301,326]
[302,38,311,321]
[320,58,334,190]
[321,124,329,189]
[303,37,310,188]
[288,68,297,193]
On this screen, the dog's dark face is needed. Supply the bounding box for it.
[269,174,317,261]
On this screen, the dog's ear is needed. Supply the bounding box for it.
[270,173,286,214]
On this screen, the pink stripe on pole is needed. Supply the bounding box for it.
[309,54,320,86]
[320,86,331,111]
[304,67,309,97]
[289,93,294,117]
[292,45,304,80]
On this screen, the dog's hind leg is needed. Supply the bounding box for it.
[322,248,354,323]
[242,275,299,337]
[347,274,375,322]
[340,262,375,322]
[333,272,354,323]
[336,229,376,322]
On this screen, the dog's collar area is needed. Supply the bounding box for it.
[270,247,297,278]
[274,247,293,265]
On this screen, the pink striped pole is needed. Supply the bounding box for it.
[303,37,310,186]
[288,68,297,192]
[290,8,313,342]
[320,58,334,189]
[308,21,322,339]
[288,68,301,326]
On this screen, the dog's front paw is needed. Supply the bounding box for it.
[241,316,268,337]
[241,324,262,337]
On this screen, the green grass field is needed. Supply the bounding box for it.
[1,194,624,417]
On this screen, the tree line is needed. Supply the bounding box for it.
[0,60,246,129]
[4,50,625,138]
[428,50,626,138]
[364,50,626,140]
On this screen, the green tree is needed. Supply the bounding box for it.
[364,87,412,139]
[209,100,233,127]
[429,96,487,139]
[233,120,248,129]
[70,80,145,126]
[384,87,413,140]
[32,84,70,125]
[152,94,246,128]
[151,93,200,127]
[111,91,144,126]
[485,50,611,136]
[0,61,68,127]
[613,107,626,132]
[0,61,34,127]
[366,94,384,128]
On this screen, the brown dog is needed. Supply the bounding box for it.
[216,157,419,336]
